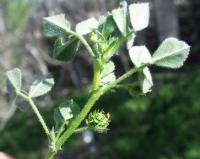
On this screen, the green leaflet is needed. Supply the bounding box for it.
[112,1,128,35]
[98,14,117,39]
[53,36,80,62]
[129,46,153,93]
[43,14,71,37]
[29,74,55,98]
[112,1,135,49]
[129,46,152,66]
[102,32,134,62]
[100,61,116,86]
[102,37,119,61]
[92,14,118,57]
[54,100,80,129]
[76,17,99,35]
[129,3,150,31]
[152,38,190,68]
[6,68,22,94]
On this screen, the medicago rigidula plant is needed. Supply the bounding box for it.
[5,1,190,159]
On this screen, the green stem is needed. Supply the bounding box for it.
[28,99,50,136]
[55,89,103,149]
[16,91,50,137]
[46,151,56,159]
[66,30,103,89]
[102,63,149,94]
[92,60,101,90]
[46,63,150,159]
[65,30,95,59]
[74,126,88,133]
[55,120,66,141]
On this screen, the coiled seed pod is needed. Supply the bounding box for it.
[87,110,110,133]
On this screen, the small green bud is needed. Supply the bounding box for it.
[87,110,110,133]
[88,32,98,44]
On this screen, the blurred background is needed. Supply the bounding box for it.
[0,0,200,159]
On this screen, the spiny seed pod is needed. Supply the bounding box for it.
[88,32,98,44]
[87,110,110,133]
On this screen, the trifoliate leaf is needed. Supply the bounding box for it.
[100,61,116,86]
[54,100,80,128]
[129,3,150,31]
[152,38,190,68]
[53,36,80,62]
[43,14,71,37]
[6,68,22,94]
[112,1,128,35]
[129,46,153,93]
[75,18,99,35]
[29,74,55,98]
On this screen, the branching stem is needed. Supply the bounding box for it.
[46,63,150,159]
[16,91,50,137]
[65,29,95,59]
[45,21,151,159]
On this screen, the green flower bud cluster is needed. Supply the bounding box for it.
[88,32,99,44]
[86,110,110,133]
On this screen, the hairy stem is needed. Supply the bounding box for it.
[46,63,150,159]
[65,29,95,59]
[16,91,50,137]
[46,151,56,159]
[55,121,66,141]
[55,89,103,149]
[92,60,101,90]
[74,126,88,133]
[102,63,149,94]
